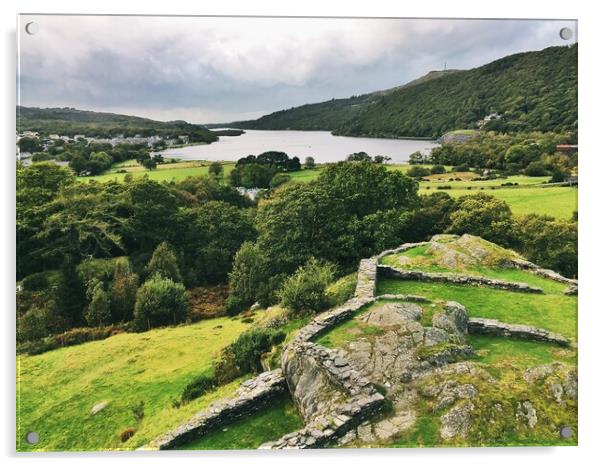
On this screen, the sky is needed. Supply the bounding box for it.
[17,15,577,124]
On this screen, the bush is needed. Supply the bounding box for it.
[21,273,49,292]
[452,164,470,172]
[147,242,182,282]
[120,428,136,443]
[17,325,125,355]
[430,164,446,175]
[278,258,336,314]
[180,373,217,404]
[17,307,53,342]
[269,173,291,189]
[84,282,112,326]
[214,328,285,383]
[226,242,271,314]
[133,277,190,330]
[524,161,549,177]
[406,165,430,178]
[325,273,357,307]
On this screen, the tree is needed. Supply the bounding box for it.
[111,258,139,322]
[226,242,271,313]
[134,277,190,330]
[524,161,548,177]
[304,156,315,169]
[346,151,372,162]
[17,307,53,342]
[147,242,182,282]
[447,193,517,247]
[208,161,224,179]
[141,158,157,170]
[278,258,336,314]
[85,282,112,326]
[403,192,457,242]
[180,201,256,285]
[517,214,577,277]
[54,255,87,327]
[18,136,42,153]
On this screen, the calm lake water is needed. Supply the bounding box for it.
[161,130,439,164]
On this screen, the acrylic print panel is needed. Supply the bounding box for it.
[16,14,578,451]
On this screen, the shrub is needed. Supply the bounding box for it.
[208,161,224,179]
[110,258,139,323]
[269,173,291,189]
[120,428,136,443]
[325,273,357,307]
[214,328,285,383]
[21,273,49,292]
[226,242,270,314]
[278,258,336,314]
[180,374,217,404]
[133,277,190,330]
[452,164,470,172]
[406,165,430,178]
[524,161,549,177]
[84,282,112,327]
[447,193,517,247]
[147,242,182,282]
[430,164,446,175]
[17,307,53,342]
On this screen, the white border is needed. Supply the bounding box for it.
[2,1,600,465]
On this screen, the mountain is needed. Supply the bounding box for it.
[229,45,577,138]
[17,106,218,143]
[227,69,460,132]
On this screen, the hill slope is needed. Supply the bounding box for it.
[229,70,460,131]
[17,106,218,143]
[231,45,577,138]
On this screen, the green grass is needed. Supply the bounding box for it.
[376,279,577,340]
[421,175,549,188]
[16,316,253,451]
[421,186,577,218]
[180,396,303,450]
[470,335,576,370]
[79,160,236,183]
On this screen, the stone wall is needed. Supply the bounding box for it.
[260,342,385,449]
[467,318,569,347]
[511,258,578,295]
[377,265,544,293]
[143,370,287,450]
[354,257,379,300]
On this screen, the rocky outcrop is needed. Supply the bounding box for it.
[378,265,544,293]
[143,370,286,450]
[261,342,385,449]
[467,318,569,346]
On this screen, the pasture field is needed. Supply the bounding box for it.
[17,316,253,451]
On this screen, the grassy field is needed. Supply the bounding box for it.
[181,396,303,450]
[376,279,577,340]
[16,316,253,451]
[80,160,236,183]
[421,185,577,219]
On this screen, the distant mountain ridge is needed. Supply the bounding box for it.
[17,106,218,142]
[226,45,577,138]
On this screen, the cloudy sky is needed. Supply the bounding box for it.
[17,15,577,123]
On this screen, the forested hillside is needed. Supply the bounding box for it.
[17,106,218,142]
[233,45,577,138]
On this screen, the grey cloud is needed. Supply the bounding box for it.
[17,15,576,123]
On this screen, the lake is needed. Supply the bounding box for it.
[160,130,439,164]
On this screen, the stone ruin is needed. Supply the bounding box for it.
[144,236,577,450]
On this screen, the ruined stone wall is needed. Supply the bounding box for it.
[143,370,286,450]
[511,258,578,295]
[377,265,544,293]
[261,342,385,449]
[467,318,569,346]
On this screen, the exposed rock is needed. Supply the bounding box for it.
[516,401,538,429]
[523,363,577,404]
[90,401,109,415]
[440,401,474,439]
[564,285,578,296]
